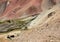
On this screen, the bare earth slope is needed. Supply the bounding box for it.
[0,0,60,42]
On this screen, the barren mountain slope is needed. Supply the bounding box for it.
[0,0,60,42]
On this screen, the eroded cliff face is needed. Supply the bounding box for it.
[0,0,60,42]
[0,0,42,20]
[0,0,43,33]
[0,0,59,20]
